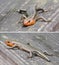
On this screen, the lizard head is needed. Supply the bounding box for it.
[23,19,35,27]
[5,40,15,47]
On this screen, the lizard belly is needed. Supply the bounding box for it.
[23,19,36,26]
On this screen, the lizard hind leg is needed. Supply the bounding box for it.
[32,51,39,56]
[43,52,53,56]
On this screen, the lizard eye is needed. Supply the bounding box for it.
[7,41,10,43]
[28,20,30,22]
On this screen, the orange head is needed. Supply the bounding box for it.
[5,40,15,47]
[23,19,36,27]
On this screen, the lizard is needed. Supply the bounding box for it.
[4,40,53,62]
[17,4,51,27]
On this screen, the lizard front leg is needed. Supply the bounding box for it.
[27,51,33,58]
[36,16,51,23]
[7,46,16,49]
[7,44,20,49]
[17,14,27,24]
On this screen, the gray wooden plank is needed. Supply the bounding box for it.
[0,0,59,31]
[0,33,59,65]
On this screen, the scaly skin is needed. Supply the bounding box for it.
[5,40,53,62]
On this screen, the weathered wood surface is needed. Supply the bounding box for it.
[0,0,59,32]
[0,33,59,65]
